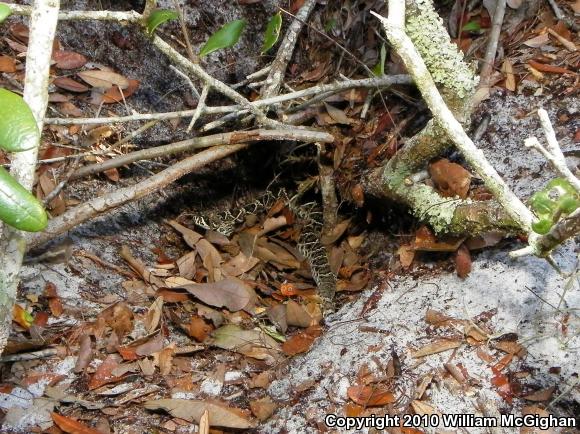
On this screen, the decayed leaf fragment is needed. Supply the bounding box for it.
[411,337,462,358]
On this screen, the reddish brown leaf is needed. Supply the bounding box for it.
[52,50,87,69]
[347,384,396,406]
[10,23,29,43]
[429,158,471,198]
[0,55,16,73]
[89,355,123,390]
[53,76,89,93]
[527,60,576,75]
[156,289,190,303]
[102,79,140,103]
[455,244,472,279]
[523,386,555,402]
[282,325,322,356]
[52,412,103,434]
[187,315,212,342]
[250,397,277,422]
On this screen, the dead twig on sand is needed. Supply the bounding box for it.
[28,145,247,249]
[480,0,507,86]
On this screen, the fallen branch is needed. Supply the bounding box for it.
[44,75,411,125]
[372,3,535,233]
[70,128,334,180]
[27,145,247,249]
[0,0,60,356]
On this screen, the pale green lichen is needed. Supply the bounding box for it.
[405,184,461,233]
[405,0,478,99]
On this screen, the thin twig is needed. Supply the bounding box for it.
[27,145,247,250]
[70,128,333,180]
[43,156,81,205]
[480,0,506,86]
[187,84,209,132]
[261,0,317,99]
[170,65,200,98]
[44,75,411,125]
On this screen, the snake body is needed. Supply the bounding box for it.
[194,189,336,312]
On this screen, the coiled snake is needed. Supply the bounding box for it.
[193,189,336,313]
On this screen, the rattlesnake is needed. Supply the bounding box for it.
[193,188,336,313]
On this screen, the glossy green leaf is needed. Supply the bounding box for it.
[0,88,40,152]
[199,19,246,57]
[529,191,556,216]
[146,9,178,35]
[0,4,11,24]
[262,12,282,54]
[0,166,47,232]
[371,44,386,76]
[547,178,576,196]
[461,21,481,32]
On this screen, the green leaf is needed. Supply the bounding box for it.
[0,166,47,232]
[261,12,282,54]
[371,44,386,76]
[324,18,337,33]
[532,218,553,235]
[0,4,11,24]
[461,21,481,32]
[146,9,178,35]
[199,19,247,57]
[0,88,40,152]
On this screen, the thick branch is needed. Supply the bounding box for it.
[0,0,60,355]
[27,145,246,249]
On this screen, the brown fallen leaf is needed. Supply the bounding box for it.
[414,225,464,252]
[102,79,140,103]
[53,76,89,93]
[74,334,93,373]
[52,412,103,434]
[78,69,129,89]
[180,278,256,312]
[347,384,396,406]
[429,158,471,198]
[0,55,16,73]
[397,243,415,268]
[527,60,576,75]
[411,338,462,358]
[501,59,516,92]
[144,296,163,333]
[187,315,213,342]
[52,50,87,69]
[250,397,277,421]
[523,386,555,402]
[410,400,441,416]
[285,300,314,328]
[282,325,322,356]
[12,304,32,329]
[425,309,464,327]
[455,244,472,279]
[89,355,124,390]
[212,324,280,361]
[144,399,256,429]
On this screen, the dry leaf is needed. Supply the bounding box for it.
[523,386,555,402]
[52,50,87,69]
[144,399,256,429]
[527,60,576,75]
[285,300,313,328]
[347,384,395,406]
[455,244,472,279]
[397,243,415,268]
[145,296,163,333]
[250,397,277,421]
[187,315,212,342]
[429,158,471,198]
[501,59,516,91]
[53,76,89,93]
[89,355,123,390]
[167,220,203,247]
[180,278,255,312]
[212,324,280,361]
[0,55,16,73]
[410,400,440,416]
[12,304,32,329]
[52,413,103,434]
[411,338,462,358]
[74,334,93,373]
[282,325,322,356]
[102,79,140,103]
[523,33,550,48]
[78,69,129,89]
